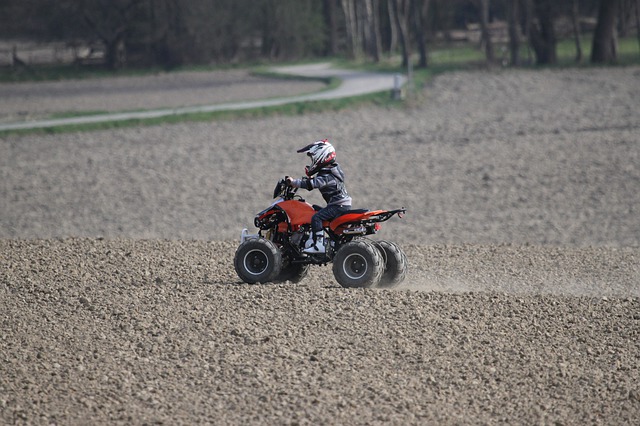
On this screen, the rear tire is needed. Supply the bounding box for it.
[375,240,407,288]
[234,238,282,284]
[332,240,384,288]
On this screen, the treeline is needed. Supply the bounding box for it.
[0,0,636,70]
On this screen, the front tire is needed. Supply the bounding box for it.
[375,240,407,288]
[234,238,283,284]
[332,240,384,288]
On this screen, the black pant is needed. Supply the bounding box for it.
[311,205,350,233]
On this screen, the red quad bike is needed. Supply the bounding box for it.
[234,178,408,288]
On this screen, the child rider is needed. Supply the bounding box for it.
[285,139,352,254]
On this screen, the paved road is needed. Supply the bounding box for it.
[0,63,405,131]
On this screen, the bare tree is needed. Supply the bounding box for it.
[391,0,411,67]
[372,0,384,59]
[323,0,339,56]
[528,0,557,65]
[363,0,382,62]
[636,0,640,55]
[412,0,430,68]
[570,0,583,63]
[386,0,399,54]
[475,0,495,63]
[522,0,534,64]
[618,0,634,37]
[507,0,521,66]
[341,0,362,58]
[591,0,620,63]
[75,0,147,69]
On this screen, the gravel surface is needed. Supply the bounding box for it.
[1,65,639,424]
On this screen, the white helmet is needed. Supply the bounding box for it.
[297,139,336,176]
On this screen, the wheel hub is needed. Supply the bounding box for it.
[343,253,367,280]
[244,249,269,275]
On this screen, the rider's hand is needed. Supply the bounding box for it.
[285,176,293,186]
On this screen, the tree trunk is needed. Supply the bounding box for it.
[324,0,339,56]
[571,0,583,63]
[507,0,520,66]
[528,0,556,65]
[387,0,398,54]
[391,0,410,67]
[618,0,631,37]
[477,0,495,63]
[104,36,126,70]
[79,0,144,70]
[523,0,534,64]
[591,0,619,63]
[636,0,640,56]
[372,0,383,61]
[412,0,430,68]
[364,0,381,62]
[341,0,361,58]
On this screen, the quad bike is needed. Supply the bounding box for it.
[234,178,407,288]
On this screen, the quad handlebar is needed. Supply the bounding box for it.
[273,177,298,200]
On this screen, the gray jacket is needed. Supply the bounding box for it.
[292,163,352,207]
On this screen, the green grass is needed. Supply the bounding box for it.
[558,35,640,64]
[418,35,640,70]
[49,110,111,119]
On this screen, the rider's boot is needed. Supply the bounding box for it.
[303,231,326,254]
